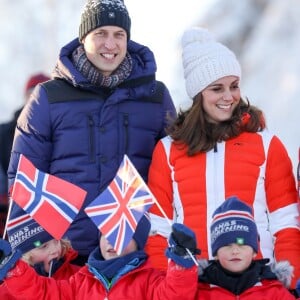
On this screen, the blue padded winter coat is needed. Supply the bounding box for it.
[8,38,176,257]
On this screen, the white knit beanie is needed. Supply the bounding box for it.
[181,27,241,99]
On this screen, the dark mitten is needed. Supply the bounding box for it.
[0,238,22,281]
[165,223,200,268]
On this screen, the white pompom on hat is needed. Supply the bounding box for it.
[181,27,242,99]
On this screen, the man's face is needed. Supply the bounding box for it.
[82,25,127,77]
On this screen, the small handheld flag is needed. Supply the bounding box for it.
[11,154,87,239]
[85,155,155,255]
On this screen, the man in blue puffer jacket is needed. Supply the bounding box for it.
[7,0,176,265]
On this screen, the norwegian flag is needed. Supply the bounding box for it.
[11,154,87,239]
[85,155,155,255]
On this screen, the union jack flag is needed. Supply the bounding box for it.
[11,154,87,239]
[85,155,155,255]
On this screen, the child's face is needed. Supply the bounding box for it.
[216,243,256,273]
[100,235,138,260]
[26,239,62,273]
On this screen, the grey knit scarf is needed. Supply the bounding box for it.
[71,44,132,88]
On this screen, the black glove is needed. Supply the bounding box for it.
[165,223,200,268]
[0,238,22,281]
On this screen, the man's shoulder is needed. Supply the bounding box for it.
[41,79,101,103]
[142,80,166,103]
[41,78,167,104]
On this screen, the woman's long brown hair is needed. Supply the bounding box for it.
[167,94,266,156]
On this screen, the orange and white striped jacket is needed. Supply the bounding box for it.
[146,129,300,288]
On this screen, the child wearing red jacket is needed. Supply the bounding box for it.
[0,202,80,299]
[196,196,295,299]
[0,215,199,300]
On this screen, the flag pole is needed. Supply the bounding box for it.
[2,155,22,240]
[123,155,198,266]
[151,194,199,267]
[2,197,13,240]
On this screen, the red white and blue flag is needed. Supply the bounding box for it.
[11,154,87,239]
[85,155,155,255]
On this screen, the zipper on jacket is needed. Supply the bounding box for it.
[123,114,129,153]
[88,115,96,162]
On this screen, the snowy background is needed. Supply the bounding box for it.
[0,0,299,175]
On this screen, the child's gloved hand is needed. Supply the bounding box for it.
[0,238,21,281]
[165,223,200,268]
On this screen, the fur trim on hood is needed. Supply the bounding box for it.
[270,260,294,288]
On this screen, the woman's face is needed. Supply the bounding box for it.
[201,76,241,123]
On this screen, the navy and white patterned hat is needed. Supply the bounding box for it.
[7,203,53,254]
[210,196,259,256]
[79,0,131,41]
